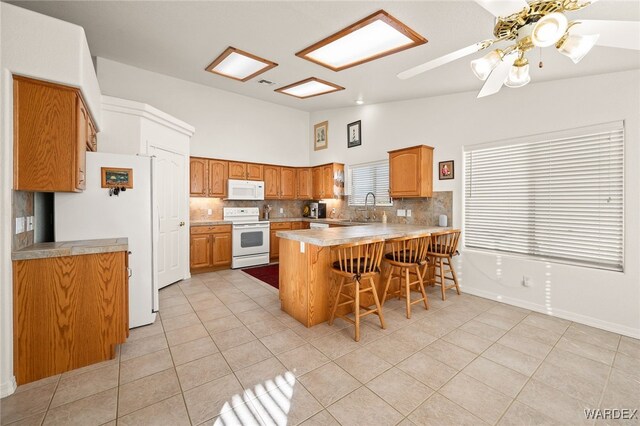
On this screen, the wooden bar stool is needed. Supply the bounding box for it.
[427,230,462,300]
[381,234,431,319]
[329,239,386,342]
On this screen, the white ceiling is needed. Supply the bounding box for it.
[8,0,640,112]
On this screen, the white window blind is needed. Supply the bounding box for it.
[348,160,393,206]
[464,122,624,271]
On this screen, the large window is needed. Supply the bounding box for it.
[348,160,393,206]
[464,122,624,271]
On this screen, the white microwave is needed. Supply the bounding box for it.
[227,179,265,200]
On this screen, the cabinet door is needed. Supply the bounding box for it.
[208,160,228,198]
[212,233,232,267]
[264,165,280,199]
[270,230,280,260]
[280,167,296,199]
[296,168,313,200]
[75,97,88,191]
[190,234,212,269]
[389,148,421,197]
[291,222,302,230]
[246,163,264,181]
[190,158,209,196]
[322,165,334,199]
[228,162,247,179]
[312,167,323,199]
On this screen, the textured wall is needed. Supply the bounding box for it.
[12,191,33,250]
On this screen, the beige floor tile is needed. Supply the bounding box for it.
[159,302,194,320]
[277,344,331,377]
[176,353,232,391]
[43,388,117,426]
[117,368,181,417]
[250,379,323,425]
[366,368,434,415]
[397,351,458,389]
[475,312,521,330]
[389,323,438,350]
[520,313,570,335]
[408,393,488,426]
[195,306,233,322]
[4,411,47,426]
[462,357,528,398]
[613,352,640,382]
[212,326,257,351]
[246,318,289,338]
[127,320,164,342]
[299,409,340,426]
[482,343,542,376]
[183,373,245,425]
[442,329,493,354]
[618,336,640,359]
[117,394,190,426]
[509,322,562,347]
[335,347,392,383]
[227,299,261,314]
[299,363,361,407]
[159,295,189,308]
[260,329,306,355]
[498,401,560,426]
[327,387,403,426]
[13,375,60,395]
[234,357,289,394]
[161,312,202,332]
[50,363,119,408]
[439,373,513,424]
[533,361,606,405]
[517,380,591,425]
[365,334,419,365]
[0,382,56,424]
[601,367,640,407]
[59,353,119,379]
[310,330,361,360]
[421,339,477,370]
[563,323,620,351]
[222,340,273,371]
[203,315,244,335]
[545,347,611,385]
[487,305,530,322]
[120,333,168,361]
[459,319,507,341]
[119,348,173,385]
[170,336,220,366]
[497,331,554,360]
[165,323,210,347]
[289,321,339,341]
[412,314,459,338]
[236,308,276,326]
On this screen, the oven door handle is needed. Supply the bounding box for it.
[233,224,269,229]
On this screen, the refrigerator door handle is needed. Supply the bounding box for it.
[127,267,132,278]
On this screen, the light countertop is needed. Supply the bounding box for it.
[190,218,362,226]
[12,238,129,261]
[276,224,447,247]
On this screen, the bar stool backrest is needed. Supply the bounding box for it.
[333,239,386,275]
[430,230,461,256]
[386,233,432,265]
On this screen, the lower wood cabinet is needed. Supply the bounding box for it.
[270,222,296,261]
[190,225,232,273]
[13,251,129,385]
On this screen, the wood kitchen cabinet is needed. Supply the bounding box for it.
[190,225,232,273]
[13,251,129,385]
[190,158,228,197]
[246,163,264,181]
[280,167,296,199]
[312,163,344,199]
[296,168,313,200]
[264,166,296,200]
[388,145,434,198]
[13,76,97,192]
[264,165,280,199]
[270,222,292,261]
[208,159,228,198]
[229,161,264,181]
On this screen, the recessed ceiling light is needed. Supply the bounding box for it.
[296,10,427,71]
[275,77,345,99]
[355,100,364,105]
[205,47,278,82]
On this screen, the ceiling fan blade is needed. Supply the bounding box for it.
[397,42,490,80]
[474,0,529,17]
[574,20,640,50]
[477,52,518,98]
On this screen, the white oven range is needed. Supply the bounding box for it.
[223,207,270,269]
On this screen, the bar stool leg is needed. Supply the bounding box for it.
[369,277,386,329]
[405,267,411,319]
[329,276,345,325]
[381,265,394,305]
[439,258,446,301]
[354,278,361,342]
[416,264,429,310]
[448,257,461,295]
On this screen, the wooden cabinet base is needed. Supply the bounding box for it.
[190,265,232,274]
[13,251,129,385]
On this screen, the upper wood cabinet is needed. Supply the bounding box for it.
[388,145,434,198]
[312,167,323,199]
[280,167,296,200]
[264,165,280,199]
[265,166,297,200]
[208,160,228,198]
[311,163,344,199]
[228,161,263,181]
[246,163,264,181]
[13,76,96,192]
[190,158,228,197]
[296,168,313,200]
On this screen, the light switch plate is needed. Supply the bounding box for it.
[207,209,212,215]
[26,216,34,231]
[397,209,406,217]
[280,208,284,214]
[15,217,25,234]
[406,210,412,217]
[300,242,305,253]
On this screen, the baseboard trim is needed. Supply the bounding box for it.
[462,286,640,339]
[0,376,17,398]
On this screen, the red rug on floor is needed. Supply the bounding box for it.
[242,264,279,289]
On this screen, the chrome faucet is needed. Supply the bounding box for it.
[365,192,376,221]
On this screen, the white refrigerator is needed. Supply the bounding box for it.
[55,152,158,328]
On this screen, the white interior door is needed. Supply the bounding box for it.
[152,146,186,288]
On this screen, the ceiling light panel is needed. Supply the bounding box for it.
[297,10,427,71]
[206,47,277,82]
[275,77,345,99]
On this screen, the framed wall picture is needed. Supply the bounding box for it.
[314,121,328,151]
[347,120,361,148]
[438,161,454,180]
[101,167,134,188]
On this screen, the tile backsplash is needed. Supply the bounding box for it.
[190,191,452,226]
[13,191,34,250]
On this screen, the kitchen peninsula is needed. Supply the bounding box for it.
[277,223,444,327]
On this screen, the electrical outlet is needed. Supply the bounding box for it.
[300,242,305,253]
[280,208,284,214]
[207,209,212,215]
[522,276,531,287]
[397,209,406,217]
[15,217,25,234]
[26,216,34,231]
[406,209,412,217]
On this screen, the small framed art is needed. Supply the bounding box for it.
[101,167,134,189]
[439,161,454,180]
[314,121,328,151]
[347,120,361,148]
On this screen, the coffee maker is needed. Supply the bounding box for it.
[308,202,327,219]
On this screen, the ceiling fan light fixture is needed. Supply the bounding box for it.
[531,12,569,47]
[504,63,531,88]
[470,49,503,81]
[557,33,600,63]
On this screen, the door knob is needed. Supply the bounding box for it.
[179,221,185,226]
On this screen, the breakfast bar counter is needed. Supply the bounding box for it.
[276,224,444,327]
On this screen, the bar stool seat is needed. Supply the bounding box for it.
[381,234,432,319]
[329,239,386,342]
[427,230,462,301]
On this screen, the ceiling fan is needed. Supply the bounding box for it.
[398,0,640,98]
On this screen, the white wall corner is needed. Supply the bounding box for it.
[0,376,17,398]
